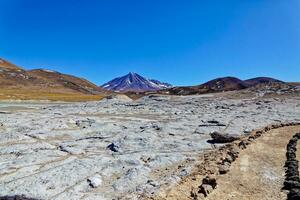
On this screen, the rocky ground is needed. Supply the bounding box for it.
[0,94,299,200]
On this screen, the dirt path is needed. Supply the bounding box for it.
[154,125,300,200]
[206,126,300,200]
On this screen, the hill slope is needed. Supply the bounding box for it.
[28,69,103,94]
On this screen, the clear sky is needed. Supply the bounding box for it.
[0,0,299,86]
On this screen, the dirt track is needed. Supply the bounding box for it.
[154,125,300,200]
[207,125,300,200]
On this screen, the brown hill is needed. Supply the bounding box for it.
[0,58,107,101]
[28,69,103,94]
[195,76,248,91]
[0,58,43,88]
[161,76,285,95]
[244,77,283,87]
[163,77,248,95]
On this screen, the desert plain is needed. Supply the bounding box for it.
[0,92,299,200]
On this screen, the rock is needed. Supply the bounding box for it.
[288,188,300,200]
[0,195,39,200]
[238,140,250,149]
[283,132,300,198]
[87,174,102,188]
[146,179,158,187]
[107,143,119,152]
[179,169,188,177]
[223,154,234,163]
[198,120,226,127]
[202,176,217,189]
[209,131,240,143]
[243,128,251,134]
[227,146,240,160]
[198,184,213,197]
[198,177,217,197]
[152,124,161,131]
[190,187,198,199]
[219,162,231,174]
[284,180,300,190]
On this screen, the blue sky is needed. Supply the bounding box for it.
[0,0,299,86]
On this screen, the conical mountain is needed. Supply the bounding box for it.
[101,72,172,92]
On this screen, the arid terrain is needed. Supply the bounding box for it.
[1,0,299,199]
[0,91,299,200]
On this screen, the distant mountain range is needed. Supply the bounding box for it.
[0,57,293,99]
[101,72,172,92]
[162,76,283,95]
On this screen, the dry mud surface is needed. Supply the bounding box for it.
[0,95,299,200]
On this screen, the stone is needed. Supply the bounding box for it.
[209,131,240,143]
[198,184,214,197]
[202,176,217,189]
[87,174,102,188]
[243,128,251,134]
[219,162,231,174]
[107,143,119,152]
[238,140,249,149]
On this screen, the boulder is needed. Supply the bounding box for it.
[209,131,240,143]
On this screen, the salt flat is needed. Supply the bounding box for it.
[0,95,299,200]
